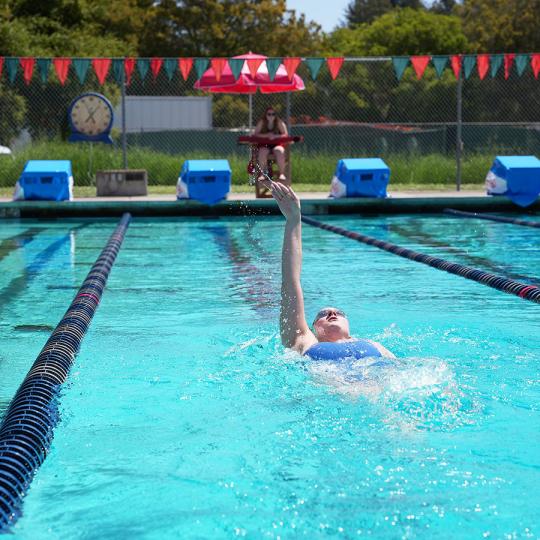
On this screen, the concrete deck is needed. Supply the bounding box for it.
[1,190,538,218]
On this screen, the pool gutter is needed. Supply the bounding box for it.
[1,196,538,218]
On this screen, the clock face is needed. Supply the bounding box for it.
[70,94,112,137]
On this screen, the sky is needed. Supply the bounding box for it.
[286,0,351,32]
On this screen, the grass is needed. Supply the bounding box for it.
[0,140,491,192]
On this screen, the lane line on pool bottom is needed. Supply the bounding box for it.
[301,215,540,304]
[0,213,131,532]
[444,208,540,228]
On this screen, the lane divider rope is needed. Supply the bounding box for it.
[301,215,540,304]
[444,208,540,228]
[0,213,131,532]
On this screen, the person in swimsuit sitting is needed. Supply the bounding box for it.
[254,107,289,184]
[266,180,395,361]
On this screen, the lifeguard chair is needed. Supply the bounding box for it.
[238,135,303,198]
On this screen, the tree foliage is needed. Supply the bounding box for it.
[344,0,424,25]
[138,0,322,57]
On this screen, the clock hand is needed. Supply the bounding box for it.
[85,107,97,123]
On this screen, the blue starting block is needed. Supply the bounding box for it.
[176,160,231,205]
[15,160,73,201]
[486,156,540,207]
[330,158,389,198]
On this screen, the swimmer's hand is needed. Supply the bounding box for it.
[263,180,301,222]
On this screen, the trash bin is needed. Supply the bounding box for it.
[330,158,390,198]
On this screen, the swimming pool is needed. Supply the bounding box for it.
[0,214,539,538]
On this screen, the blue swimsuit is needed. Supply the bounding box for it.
[305,339,393,368]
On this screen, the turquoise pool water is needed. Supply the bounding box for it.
[0,215,539,539]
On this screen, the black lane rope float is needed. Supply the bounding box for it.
[301,216,540,304]
[0,213,131,532]
[444,208,540,228]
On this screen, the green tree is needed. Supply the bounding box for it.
[138,0,322,57]
[344,0,424,26]
[459,0,540,52]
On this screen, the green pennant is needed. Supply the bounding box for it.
[305,57,324,80]
[392,57,409,80]
[490,54,503,77]
[137,58,150,81]
[194,58,209,79]
[112,59,124,83]
[73,58,90,84]
[228,58,244,80]
[5,57,18,83]
[37,58,51,83]
[432,56,448,78]
[463,55,476,79]
[164,58,177,80]
[266,58,282,81]
[515,54,530,76]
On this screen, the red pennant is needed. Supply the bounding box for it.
[477,54,489,80]
[410,55,431,79]
[0,57,4,76]
[179,58,193,80]
[211,58,227,82]
[531,53,540,79]
[92,58,111,85]
[150,58,163,80]
[283,57,301,80]
[20,57,35,85]
[326,57,344,80]
[247,58,263,78]
[124,58,136,85]
[53,58,71,85]
[450,55,462,78]
[503,53,515,79]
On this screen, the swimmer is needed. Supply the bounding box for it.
[267,180,395,361]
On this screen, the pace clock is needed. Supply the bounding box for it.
[68,93,114,143]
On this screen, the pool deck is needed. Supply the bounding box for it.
[1,190,538,217]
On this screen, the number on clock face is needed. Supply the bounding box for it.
[71,95,112,136]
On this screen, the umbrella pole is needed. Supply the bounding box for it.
[286,93,291,132]
[248,94,253,131]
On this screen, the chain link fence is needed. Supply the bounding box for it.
[1,57,539,190]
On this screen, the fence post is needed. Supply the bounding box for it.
[121,66,128,169]
[286,92,291,132]
[456,64,463,191]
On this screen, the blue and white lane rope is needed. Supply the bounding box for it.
[301,215,540,304]
[0,213,131,532]
[444,208,540,228]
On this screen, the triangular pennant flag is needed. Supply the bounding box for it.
[515,54,529,76]
[327,57,344,80]
[246,58,263,78]
[490,54,503,77]
[53,58,71,85]
[283,57,301,80]
[5,57,19,83]
[137,58,150,81]
[477,54,489,79]
[450,55,462,78]
[265,58,282,81]
[210,58,227,82]
[164,58,177,80]
[179,58,193,80]
[92,58,111,85]
[392,57,409,80]
[532,54,540,78]
[410,55,430,79]
[20,57,35,85]
[432,56,448,78]
[0,57,3,78]
[124,57,136,85]
[36,58,51,83]
[304,57,324,80]
[150,58,163,80]
[112,59,124,83]
[504,53,515,79]
[73,58,90,83]
[228,58,244,80]
[463,55,476,79]
[194,58,209,79]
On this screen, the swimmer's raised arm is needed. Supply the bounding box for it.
[267,182,317,353]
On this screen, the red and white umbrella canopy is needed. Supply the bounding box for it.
[194,52,304,94]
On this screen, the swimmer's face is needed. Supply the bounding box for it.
[312,307,351,341]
